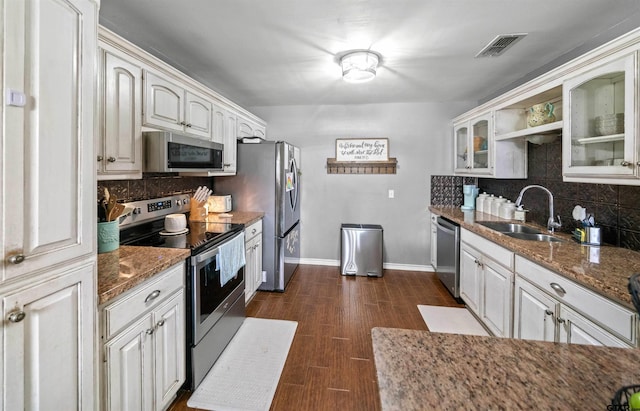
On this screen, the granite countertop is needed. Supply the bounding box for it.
[372,327,640,411]
[97,211,264,305]
[201,211,264,226]
[97,246,191,305]
[429,205,640,309]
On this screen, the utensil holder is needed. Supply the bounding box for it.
[189,201,208,222]
[573,227,601,245]
[97,221,119,253]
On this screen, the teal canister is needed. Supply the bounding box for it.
[98,220,119,253]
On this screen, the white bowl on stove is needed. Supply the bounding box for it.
[164,214,187,232]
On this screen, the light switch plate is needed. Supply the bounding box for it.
[388,189,394,198]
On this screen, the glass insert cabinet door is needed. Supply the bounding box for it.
[563,53,637,178]
[454,113,491,174]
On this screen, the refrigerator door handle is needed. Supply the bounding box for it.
[289,158,299,212]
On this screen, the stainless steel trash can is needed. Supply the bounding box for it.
[340,224,383,277]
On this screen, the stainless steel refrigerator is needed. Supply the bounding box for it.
[216,141,300,291]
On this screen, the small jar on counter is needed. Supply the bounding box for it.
[484,194,495,215]
[499,201,516,219]
[491,196,507,216]
[476,193,488,213]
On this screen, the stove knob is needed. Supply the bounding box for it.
[184,198,190,205]
[133,207,142,215]
[175,200,182,206]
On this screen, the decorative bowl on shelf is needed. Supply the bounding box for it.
[527,102,556,127]
[595,113,624,136]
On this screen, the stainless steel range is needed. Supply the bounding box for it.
[119,194,246,390]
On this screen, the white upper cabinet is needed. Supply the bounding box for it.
[143,70,214,140]
[184,91,213,139]
[211,102,227,145]
[143,70,186,133]
[98,47,143,179]
[2,0,96,282]
[238,115,267,139]
[454,113,492,175]
[562,53,638,183]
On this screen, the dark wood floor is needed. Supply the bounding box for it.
[169,264,462,411]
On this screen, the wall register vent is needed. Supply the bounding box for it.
[475,33,527,58]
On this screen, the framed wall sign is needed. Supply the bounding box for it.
[336,138,389,162]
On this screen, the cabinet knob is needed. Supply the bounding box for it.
[97,155,104,162]
[156,319,165,328]
[7,310,26,323]
[186,123,192,128]
[146,328,154,335]
[179,121,187,126]
[549,282,566,296]
[544,309,554,316]
[7,254,25,264]
[556,317,566,324]
[144,289,161,303]
[107,157,116,163]
[252,229,257,235]
[620,160,632,167]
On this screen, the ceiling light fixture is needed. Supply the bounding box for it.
[340,51,380,83]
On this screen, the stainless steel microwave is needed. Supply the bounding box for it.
[143,131,223,172]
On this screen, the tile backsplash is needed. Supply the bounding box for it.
[431,140,640,251]
[98,173,213,203]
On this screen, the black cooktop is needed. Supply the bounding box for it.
[120,216,244,254]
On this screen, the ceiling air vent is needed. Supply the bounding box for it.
[475,33,527,58]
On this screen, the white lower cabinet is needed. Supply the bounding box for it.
[429,213,438,269]
[101,263,186,411]
[513,277,556,342]
[1,261,95,411]
[459,229,514,337]
[245,219,263,303]
[514,255,636,348]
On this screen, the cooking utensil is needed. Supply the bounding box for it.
[109,203,125,222]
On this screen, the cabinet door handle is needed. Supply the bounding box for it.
[146,328,154,335]
[7,254,25,264]
[7,310,26,323]
[144,289,161,303]
[107,156,116,163]
[251,228,257,235]
[179,121,187,126]
[549,283,566,296]
[186,123,192,128]
[97,155,104,162]
[556,317,566,324]
[156,319,165,328]
[620,160,632,167]
[544,309,554,316]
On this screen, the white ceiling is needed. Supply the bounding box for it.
[99,0,640,108]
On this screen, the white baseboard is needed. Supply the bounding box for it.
[298,258,434,272]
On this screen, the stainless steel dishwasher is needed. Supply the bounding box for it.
[434,216,460,298]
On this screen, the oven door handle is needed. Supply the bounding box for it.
[193,231,244,264]
[194,246,219,264]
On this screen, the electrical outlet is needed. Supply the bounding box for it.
[388,189,394,199]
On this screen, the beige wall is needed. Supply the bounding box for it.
[249,101,472,267]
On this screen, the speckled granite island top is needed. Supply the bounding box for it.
[372,327,640,411]
[97,246,190,305]
[429,205,640,309]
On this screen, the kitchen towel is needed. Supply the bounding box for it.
[218,232,246,287]
[187,317,298,411]
[417,305,489,336]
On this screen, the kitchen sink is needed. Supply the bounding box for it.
[477,221,543,234]
[503,232,563,242]
[477,221,563,242]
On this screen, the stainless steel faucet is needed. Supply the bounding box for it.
[515,185,562,232]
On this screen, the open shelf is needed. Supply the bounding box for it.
[495,120,563,141]
[326,158,397,174]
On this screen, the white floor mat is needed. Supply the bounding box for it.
[417,305,489,336]
[187,317,298,411]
